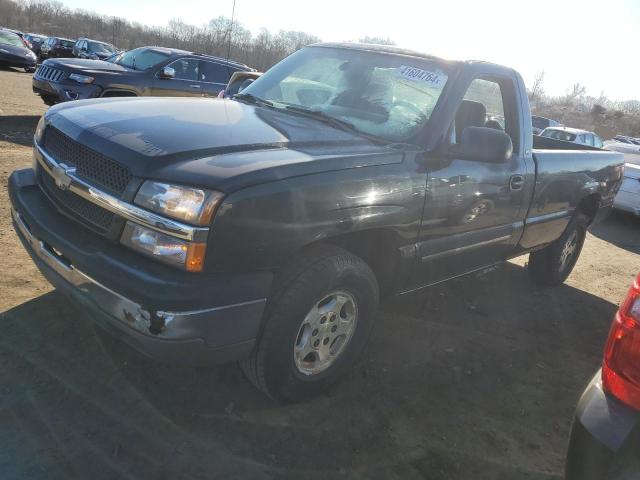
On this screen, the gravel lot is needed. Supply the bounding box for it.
[1,66,639,479]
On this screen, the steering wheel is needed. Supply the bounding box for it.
[391,100,427,123]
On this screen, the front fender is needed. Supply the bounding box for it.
[207,162,426,273]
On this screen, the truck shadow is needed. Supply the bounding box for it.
[589,210,640,254]
[0,262,616,480]
[0,115,40,147]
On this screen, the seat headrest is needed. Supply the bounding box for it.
[455,100,487,140]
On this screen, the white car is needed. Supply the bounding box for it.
[605,142,640,216]
[540,126,604,148]
[614,163,640,216]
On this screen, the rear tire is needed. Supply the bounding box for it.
[240,245,379,402]
[528,213,588,286]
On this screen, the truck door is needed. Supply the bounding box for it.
[152,57,204,97]
[413,74,529,286]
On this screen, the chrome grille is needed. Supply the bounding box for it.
[35,65,67,82]
[38,167,114,233]
[43,127,132,195]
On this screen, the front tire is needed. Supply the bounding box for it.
[41,96,57,106]
[528,213,588,286]
[241,245,379,402]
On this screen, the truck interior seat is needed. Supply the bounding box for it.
[455,100,487,141]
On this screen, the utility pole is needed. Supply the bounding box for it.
[225,0,236,61]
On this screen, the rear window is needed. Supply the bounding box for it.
[542,129,576,142]
[60,40,75,48]
[89,42,115,54]
[200,61,235,84]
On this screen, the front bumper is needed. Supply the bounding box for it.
[9,167,272,366]
[565,370,640,480]
[32,76,102,102]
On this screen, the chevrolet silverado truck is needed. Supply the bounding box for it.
[9,43,624,401]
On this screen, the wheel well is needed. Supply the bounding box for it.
[576,193,600,223]
[101,90,137,98]
[319,229,401,295]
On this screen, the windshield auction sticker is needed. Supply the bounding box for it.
[396,66,447,87]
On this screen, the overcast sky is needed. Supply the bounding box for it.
[61,0,639,100]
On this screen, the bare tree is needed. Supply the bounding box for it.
[358,36,395,45]
[0,0,320,70]
[528,70,545,107]
[565,82,587,105]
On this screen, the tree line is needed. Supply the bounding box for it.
[529,71,640,139]
[2,0,637,138]
[0,0,322,70]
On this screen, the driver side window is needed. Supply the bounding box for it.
[451,76,518,153]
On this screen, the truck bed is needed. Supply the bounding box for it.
[519,140,624,249]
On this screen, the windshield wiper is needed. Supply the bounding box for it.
[233,93,274,107]
[281,104,385,144]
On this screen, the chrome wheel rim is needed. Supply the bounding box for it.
[293,290,358,376]
[559,230,578,272]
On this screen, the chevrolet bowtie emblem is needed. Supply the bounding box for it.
[51,163,75,190]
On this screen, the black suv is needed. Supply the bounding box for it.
[32,46,253,106]
[73,38,117,60]
[39,37,75,61]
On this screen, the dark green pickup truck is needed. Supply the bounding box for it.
[10,43,624,401]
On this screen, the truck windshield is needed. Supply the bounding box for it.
[115,47,170,71]
[241,46,451,142]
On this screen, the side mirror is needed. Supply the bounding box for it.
[457,126,513,163]
[159,66,175,79]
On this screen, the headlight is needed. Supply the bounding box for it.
[69,73,95,84]
[134,181,224,226]
[120,222,206,271]
[34,116,46,144]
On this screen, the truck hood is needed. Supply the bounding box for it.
[45,97,404,192]
[45,57,133,73]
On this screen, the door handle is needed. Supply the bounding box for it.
[509,175,525,191]
[189,84,201,89]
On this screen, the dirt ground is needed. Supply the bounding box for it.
[0,66,639,480]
